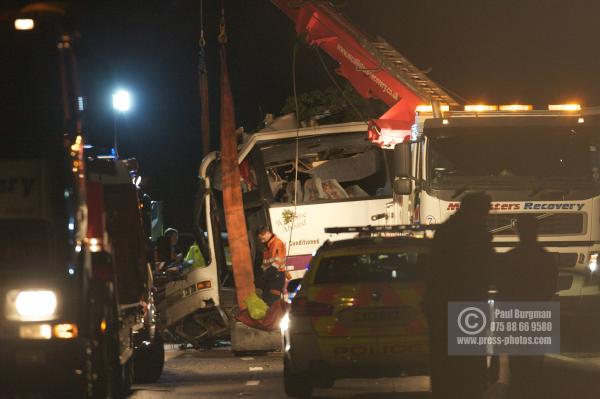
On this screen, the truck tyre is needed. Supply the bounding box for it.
[73,341,95,398]
[134,332,165,383]
[283,356,312,398]
[93,333,123,399]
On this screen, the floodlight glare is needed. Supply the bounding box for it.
[112,89,132,112]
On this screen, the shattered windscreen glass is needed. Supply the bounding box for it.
[260,132,391,203]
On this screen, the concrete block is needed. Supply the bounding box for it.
[231,320,282,353]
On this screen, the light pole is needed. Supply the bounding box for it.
[111,89,132,157]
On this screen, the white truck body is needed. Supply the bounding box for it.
[397,108,600,299]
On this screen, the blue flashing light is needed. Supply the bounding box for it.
[97,148,117,160]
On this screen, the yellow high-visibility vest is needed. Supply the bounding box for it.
[185,243,207,268]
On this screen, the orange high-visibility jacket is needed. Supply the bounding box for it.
[262,234,286,272]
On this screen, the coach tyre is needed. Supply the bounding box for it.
[283,356,312,398]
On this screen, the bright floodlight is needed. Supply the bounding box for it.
[14,19,35,31]
[112,89,132,112]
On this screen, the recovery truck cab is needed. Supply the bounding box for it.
[0,141,96,396]
[392,104,600,350]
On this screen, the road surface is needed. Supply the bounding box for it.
[131,345,512,399]
[131,345,600,398]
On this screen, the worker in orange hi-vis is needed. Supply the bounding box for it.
[256,226,287,306]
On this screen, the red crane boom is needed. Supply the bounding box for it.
[271,0,459,142]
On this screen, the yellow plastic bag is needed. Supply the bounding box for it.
[245,292,269,320]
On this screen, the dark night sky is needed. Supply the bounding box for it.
[6,0,600,231]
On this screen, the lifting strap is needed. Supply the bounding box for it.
[218,1,227,45]
[198,0,210,156]
[218,0,255,309]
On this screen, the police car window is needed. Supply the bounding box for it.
[314,251,428,284]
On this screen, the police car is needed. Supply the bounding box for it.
[282,227,431,398]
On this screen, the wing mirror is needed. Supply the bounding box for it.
[393,142,412,195]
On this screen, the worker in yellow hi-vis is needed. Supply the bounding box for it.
[184,242,207,268]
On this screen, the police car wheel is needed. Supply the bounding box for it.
[134,333,165,383]
[313,376,334,389]
[283,356,312,398]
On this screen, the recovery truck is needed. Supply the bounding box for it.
[396,105,600,351]
[268,0,600,350]
[269,1,600,311]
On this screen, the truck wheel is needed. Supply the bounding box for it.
[283,356,312,398]
[95,321,129,398]
[134,332,165,383]
[93,334,123,399]
[74,341,93,398]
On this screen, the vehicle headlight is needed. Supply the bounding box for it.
[589,253,598,273]
[279,312,290,332]
[6,290,58,321]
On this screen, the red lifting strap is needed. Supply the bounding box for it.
[218,1,255,309]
